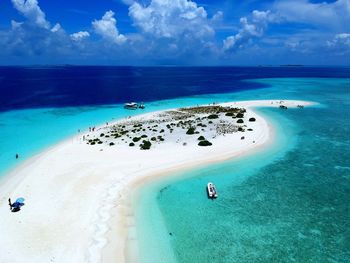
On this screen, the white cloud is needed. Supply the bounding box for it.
[70,31,90,41]
[92,10,126,44]
[51,23,62,33]
[327,33,350,48]
[223,10,274,52]
[11,0,50,29]
[11,20,23,29]
[212,11,223,22]
[273,0,350,30]
[128,0,214,39]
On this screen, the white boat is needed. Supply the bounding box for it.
[207,182,218,199]
[124,102,138,109]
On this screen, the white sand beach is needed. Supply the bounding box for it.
[0,100,315,263]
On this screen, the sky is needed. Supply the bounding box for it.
[0,0,349,65]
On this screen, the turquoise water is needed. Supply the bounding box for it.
[0,95,243,176]
[135,78,350,262]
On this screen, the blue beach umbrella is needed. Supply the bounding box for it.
[15,197,25,204]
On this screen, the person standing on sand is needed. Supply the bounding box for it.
[8,198,12,209]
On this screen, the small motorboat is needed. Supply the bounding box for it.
[139,103,145,109]
[124,102,138,110]
[207,182,218,199]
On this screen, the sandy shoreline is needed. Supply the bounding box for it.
[0,100,315,263]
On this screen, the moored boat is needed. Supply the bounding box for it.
[207,182,218,199]
[124,102,138,109]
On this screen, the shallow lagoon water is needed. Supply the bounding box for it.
[135,78,350,262]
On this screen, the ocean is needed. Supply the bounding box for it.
[0,67,349,262]
[135,78,350,262]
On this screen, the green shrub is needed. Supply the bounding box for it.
[225,112,234,116]
[151,137,157,141]
[249,117,256,122]
[132,137,141,142]
[100,133,105,137]
[91,142,96,145]
[208,114,219,119]
[237,119,244,124]
[236,113,244,118]
[129,142,135,147]
[198,136,205,141]
[141,134,148,138]
[109,142,115,146]
[186,127,196,135]
[198,140,212,146]
[247,128,253,131]
[140,140,151,150]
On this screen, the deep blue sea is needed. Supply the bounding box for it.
[0,67,349,262]
[1,66,350,111]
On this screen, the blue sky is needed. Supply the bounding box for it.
[0,0,349,65]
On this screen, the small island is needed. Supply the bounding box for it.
[86,105,256,150]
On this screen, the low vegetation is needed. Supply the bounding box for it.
[140,140,151,150]
[86,105,250,150]
[207,114,219,119]
[198,140,212,146]
[133,137,141,142]
[186,127,196,135]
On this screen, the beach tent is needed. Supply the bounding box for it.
[15,197,25,204]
